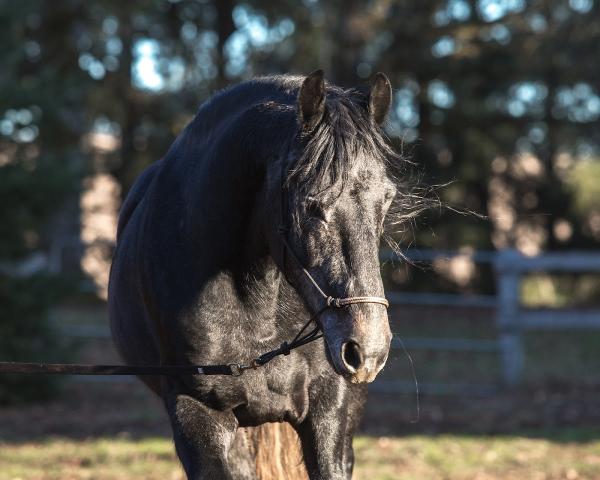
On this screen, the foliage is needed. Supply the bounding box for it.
[568,161,600,216]
[0,162,74,259]
[0,275,73,405]
[0,2,82,404]
[4,0,599,259]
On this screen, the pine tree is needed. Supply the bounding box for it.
[0,1,86,403]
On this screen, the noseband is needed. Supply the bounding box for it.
[278,235,389,311]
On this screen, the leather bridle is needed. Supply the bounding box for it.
[278,230,389,310]
[277,148,388,312]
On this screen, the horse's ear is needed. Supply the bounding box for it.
[368,72,392,125]
[298,69,326,132]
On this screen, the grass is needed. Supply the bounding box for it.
[355,432,600,480]
[0,437,183,480]
[2,432,600,480]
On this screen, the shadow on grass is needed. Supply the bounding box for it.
[0,382,171,442]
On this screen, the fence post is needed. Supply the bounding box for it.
[494,249,524,387]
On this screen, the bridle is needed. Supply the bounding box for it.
[0,146,389,378]
[276,142,388,305]
[278,234,389,310]
[266,149,389,350]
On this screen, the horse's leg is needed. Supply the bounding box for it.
[296,409,347,479]
[343,385,367,477]
[296,383,367,480]
[228,428,259,480]
[165,390,238,480]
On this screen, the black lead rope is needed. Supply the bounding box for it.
[0,362,232,376]
[0,315,324,377]
[0,149,387,378]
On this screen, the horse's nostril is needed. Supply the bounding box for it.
[341,341,364,373]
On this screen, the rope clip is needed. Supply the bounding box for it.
[228,363,244,376]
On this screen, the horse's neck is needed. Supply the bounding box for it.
[161,101,306,334]
[172,134,293,331]
[240,258,308,336]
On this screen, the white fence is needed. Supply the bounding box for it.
[377,248,600,389]
[494,249,600,386]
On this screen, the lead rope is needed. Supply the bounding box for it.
[0,313,325,377]
[0,153,388,378]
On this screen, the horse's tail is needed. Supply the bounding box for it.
[231,423,308,480]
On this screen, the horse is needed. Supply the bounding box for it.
[108,70,406,479]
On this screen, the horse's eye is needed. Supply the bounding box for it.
[306,201,328,224]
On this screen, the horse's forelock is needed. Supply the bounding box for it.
[287,90,393,198]
[283,87,431,255]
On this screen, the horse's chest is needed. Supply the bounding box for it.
[228,368,311,427]
[179,278,318,425]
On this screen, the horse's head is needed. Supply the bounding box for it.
[270,70,398,384]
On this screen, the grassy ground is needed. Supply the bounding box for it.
[0,437,182,480]
[2,379,600,479]
[3,432,600,480]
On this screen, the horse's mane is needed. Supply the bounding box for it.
[287,86,391,197]
[281,83,430,254]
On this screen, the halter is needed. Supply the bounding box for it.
[277,145,388,313]
[278,234,389,311]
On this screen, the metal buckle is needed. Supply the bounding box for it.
[248,359,260,369]
[229,360,260,376]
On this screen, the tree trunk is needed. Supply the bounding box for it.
[215,0,235,89]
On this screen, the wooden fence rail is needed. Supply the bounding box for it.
[494,249,600,386]
[385,248,600,387]
[58,248,600,390]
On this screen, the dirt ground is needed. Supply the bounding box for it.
[2,374,600,442]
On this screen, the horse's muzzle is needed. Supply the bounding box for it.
[322,310,392,384]
[338,338,390,383]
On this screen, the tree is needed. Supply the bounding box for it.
[0,1,89,403]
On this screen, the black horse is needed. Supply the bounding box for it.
[109,70,404,479]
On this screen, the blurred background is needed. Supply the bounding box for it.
[1,0,600,478]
